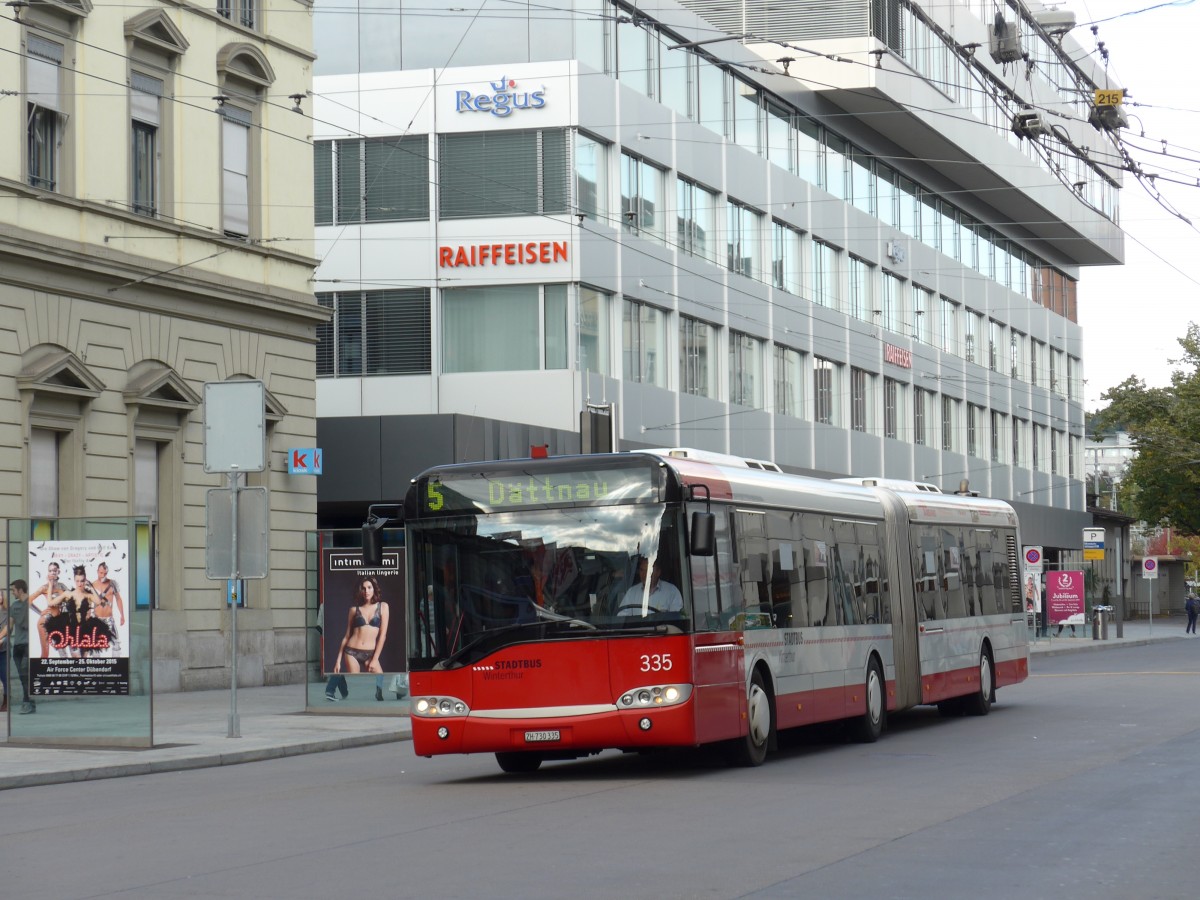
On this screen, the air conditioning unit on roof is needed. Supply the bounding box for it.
[989,15,1024,63]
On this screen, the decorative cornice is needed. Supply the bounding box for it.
[123,359,202,412]
[125,9,190,57]
[16,344,105,398]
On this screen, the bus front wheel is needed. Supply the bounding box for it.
[729,670,772,767]
[495,752,543,774]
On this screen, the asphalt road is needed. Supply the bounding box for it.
[3,641,1198,900]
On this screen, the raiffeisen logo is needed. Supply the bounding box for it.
[454,76,546,117]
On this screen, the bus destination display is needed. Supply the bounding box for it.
[421,465,659,513]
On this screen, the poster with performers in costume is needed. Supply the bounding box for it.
[27,540,131,696]
[320,548,406,677]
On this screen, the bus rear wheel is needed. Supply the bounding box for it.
[495,752,543,773]
[728,670,772,767]
[962,648,994,717]
[850,657,886,743]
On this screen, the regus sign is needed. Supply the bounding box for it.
[455,76,546,117]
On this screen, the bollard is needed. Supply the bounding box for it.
[1093,605,1112,640]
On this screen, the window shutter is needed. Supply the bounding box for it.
[540,129,569,214]
[336,294,363,375]
[221,114,250,235]
[336,138,362,224]
[315,293,334,375]
[133,439,159,519]
[314,141,333,226]
[131,72,163,125]
[26,36,63,112]
[439,130,539,218]
[30,428,59,518]
[364,136,429,222]
[365,290,431,374]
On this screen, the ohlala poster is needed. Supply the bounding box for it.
[27,540,131,696]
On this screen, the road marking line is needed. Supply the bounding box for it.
[1031,671,1199,677]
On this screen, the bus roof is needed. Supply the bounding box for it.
[834,476,942,493]
[404,450,1018,530]
[642,447,782,472]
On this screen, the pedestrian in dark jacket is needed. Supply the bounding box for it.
[1186,592,1198,634]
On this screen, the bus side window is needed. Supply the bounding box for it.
[962,529,983,617]
[767,510,798,628]
[860,523,883,624]
[734,510,771,629]
[690,506,738,631]
[916,528,941,620]
[977,539,999,616]
[942,528,966,619]
[831,520,859,626]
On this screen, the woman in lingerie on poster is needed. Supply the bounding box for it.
[333,575,389,675]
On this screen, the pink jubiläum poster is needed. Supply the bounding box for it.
[1046,570,1085,626]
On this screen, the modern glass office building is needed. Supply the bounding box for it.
[312,0,1123,559]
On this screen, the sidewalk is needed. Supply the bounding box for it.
[0,683,413,792]
[1027,616,1189,657]
[1,619,1189,791]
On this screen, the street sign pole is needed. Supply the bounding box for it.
[203,379,266,741]
[229,470,241,738]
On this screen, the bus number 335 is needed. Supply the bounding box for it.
[641,653,672,672]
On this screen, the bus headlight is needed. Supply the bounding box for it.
[412,696,470,718]
[617,684,692,709]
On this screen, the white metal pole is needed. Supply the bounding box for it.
[1148,567,1153,638]
[228,470,241,738]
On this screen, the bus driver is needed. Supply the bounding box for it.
[620,556,683,613]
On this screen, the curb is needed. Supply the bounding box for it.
[0,730,410,792]
[1029,635,1186,659]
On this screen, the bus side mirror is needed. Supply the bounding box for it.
[690,511,716,557]
[362,515,385,568]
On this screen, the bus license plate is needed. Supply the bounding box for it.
[524,730,560,743]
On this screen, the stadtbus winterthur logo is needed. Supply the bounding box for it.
[454,76,546,117]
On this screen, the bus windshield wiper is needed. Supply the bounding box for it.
[530,604,596,630]
[435,611,591,669]
[435,620,541,669]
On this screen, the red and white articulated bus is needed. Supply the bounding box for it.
[399,450,1028,773]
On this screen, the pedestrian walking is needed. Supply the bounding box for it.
[1185,592,1198,634]
[316,603,348,701]
[8,580,33,713]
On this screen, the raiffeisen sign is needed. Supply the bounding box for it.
[454,76,546,117]
[439,240,567,269]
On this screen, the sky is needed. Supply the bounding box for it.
[1069,0,1200,409]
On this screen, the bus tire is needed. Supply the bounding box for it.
[495,752,543,774]
[962,647,994,717]
[850,657,886,743]
[729,669,772,767]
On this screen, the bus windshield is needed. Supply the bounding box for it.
[408,505,688,668]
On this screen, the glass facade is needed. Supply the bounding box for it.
[310,0,1096,507]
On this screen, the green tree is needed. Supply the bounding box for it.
[1093,323,1200,535]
